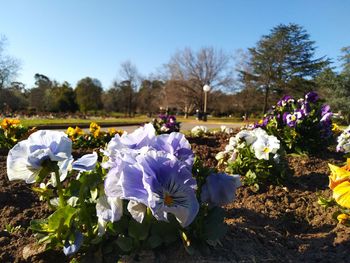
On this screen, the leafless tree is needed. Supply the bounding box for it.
[165,47,235,117]
[0,36,21,89]
[117,61,140,117]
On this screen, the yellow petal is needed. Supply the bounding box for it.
[66,127,75,136]
[337,213,349,224]
[328,163,350,181]
[333,181,350,208]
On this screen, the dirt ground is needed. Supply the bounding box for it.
[1,133,349,262]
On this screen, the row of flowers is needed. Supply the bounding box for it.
[6,124,241,260]
[66,122,123,149]
[216,128,287,190]
[254,91,333,154]
[0,118,34,149]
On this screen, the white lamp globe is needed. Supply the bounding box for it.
[203,84,211,92]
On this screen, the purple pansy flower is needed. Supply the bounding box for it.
[201,173,241,206]
[158,114,167,121]
[277,95,293,107]
[154,132,194,169]
[168,115,176,123]
[320,112,332,123]
[300,102,311,116]
[137,151,199,227]
[305,91,318,103]
[286,111,303,127]
[321,104,331,116]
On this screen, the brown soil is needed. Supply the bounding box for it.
[1,133,350,262]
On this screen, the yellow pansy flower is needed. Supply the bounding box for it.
[89,122,100,132]
[74,126,84,136]
[328,159,350,208]
[66,127,76,137]
[66,126,84,140]
[332,123,342,135]
[108,128,117,136]
[89,122,101,138]
[337,213,349,224]
[1,118,20,129]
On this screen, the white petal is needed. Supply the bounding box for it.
[127,200,147,223]
[7,140,37,183]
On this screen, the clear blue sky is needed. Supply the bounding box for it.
[1,0,349,89]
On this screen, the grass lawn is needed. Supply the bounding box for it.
[19,116,152,128]
[9,115,247,128]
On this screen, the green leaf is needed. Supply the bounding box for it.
[128,219,150,241]
[107,216,129,235]
[35,161,58,183]
[48,206,77,231]
[146,235,162,249]
[203,207,228,241]
[90,188,98,201]
[66,180,81,197]
[151,220,179,244]
[30,219,50,233]
[116,235,133,252]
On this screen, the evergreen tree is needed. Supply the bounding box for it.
[243,23,329,113]
[75,77,103,113]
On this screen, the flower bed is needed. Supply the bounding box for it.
[1,130,350,262]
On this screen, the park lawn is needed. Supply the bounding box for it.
[14,115,248,128]
[19,116,152,128]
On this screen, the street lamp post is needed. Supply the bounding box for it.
[203,84,211,121]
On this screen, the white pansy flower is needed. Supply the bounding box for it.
[236,130,257,147]
[7,130,72,184]
[191,126,208,137]
[337,126,350,153]
[252,134,280,160]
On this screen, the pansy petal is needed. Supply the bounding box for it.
[119,164,148,204]
[96,195,123,222]
[104,166,124,197]
[201,173,241,206]
[127,200,147,223]
[28,130,72,161]
[63,231,83,256]
[164,200,199,227]
[7,140,37,183]
[72,152,98,172]
[333,181,350,208]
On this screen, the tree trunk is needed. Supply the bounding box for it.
[184,105,188,119]
[263,85,269,114]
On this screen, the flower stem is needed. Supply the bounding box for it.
[79,177,93,239]
[54,168,66,207]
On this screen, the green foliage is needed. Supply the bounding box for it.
[0,118,32,149]
[25,154,232,261]
[258,92,333,154]
[243,23,329,112]
[75,77,103,113]
[66,123,123,149]
[187,159,230,247]
[317,66,350,124]
[5,224,22,234]
[226,141,287,190]
[46,81,77,112]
